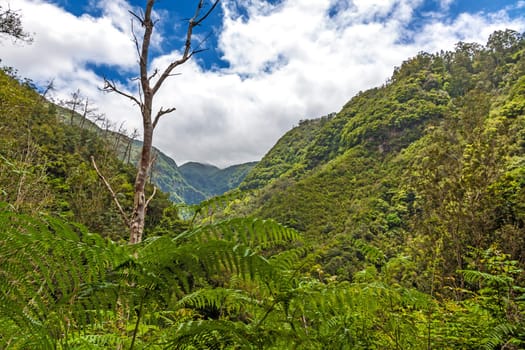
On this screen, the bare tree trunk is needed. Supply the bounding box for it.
[100,0,219,244]
[129,122,152,244]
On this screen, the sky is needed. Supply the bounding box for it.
[1,0,524,167]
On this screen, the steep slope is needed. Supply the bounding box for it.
[241,115,333,190]
[237,30,525,284]
[215,161,258,193]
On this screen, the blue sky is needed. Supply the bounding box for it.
[1,0,524,166]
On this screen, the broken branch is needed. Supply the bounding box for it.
[103,79,142,107]
[91,156,130,227]
[153,106,176,129]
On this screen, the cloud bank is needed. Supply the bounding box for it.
[1,0,524,167]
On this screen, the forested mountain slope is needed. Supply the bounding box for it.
[241,115,334,190]
[238,29,525,283]
[0,69,252,216]
[180,161,257,201]
[124,139,205,203]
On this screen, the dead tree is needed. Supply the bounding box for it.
[124,128,139,165]
[0,5,32,42]
[97,0,219,244]
[64,89,83,125]
[80,97,97,129]
[113,121,127,153]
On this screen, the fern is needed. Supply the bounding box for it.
[0,206,125,348]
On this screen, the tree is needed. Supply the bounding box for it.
[0,5,31,42]
[99,0,220,244]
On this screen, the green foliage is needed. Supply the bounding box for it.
[2,204,525,348]
[0,203,125,348]
[0,204,300,348]
[241,115,334,190]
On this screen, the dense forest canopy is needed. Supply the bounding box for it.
[1,28,525,349]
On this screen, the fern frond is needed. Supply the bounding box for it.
[176,217,300,250]
[482,322,516,350]
[0,206,125,347]
[459,269,513,287]
[177,288,257,317]
[164,319,254,349]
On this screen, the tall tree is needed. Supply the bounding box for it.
[98,0,219,244]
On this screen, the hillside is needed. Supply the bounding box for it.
[241,115,333,190]
[236,30,525,283]
[122,140,204,203]
[0,68,174,240]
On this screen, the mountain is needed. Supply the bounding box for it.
[241,115,334,190]
[0,67,252,243]
[233,29,525,283]
[180,161,257,200]
[54,100,210,204]
[122,140,205,204]
[125,142,257,204]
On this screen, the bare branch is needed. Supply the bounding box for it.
[152,106,176,129]
[194,0,220,26]
[91,156,130,227]
[103,79,142,107]
[148,68,159,82]
[192,29,214,54]
[151,0,220,95]
[149,151,158,170]
[128,10,145,26]
[145,186,157,209]
[137,79,144,105]
[41,79,55,99]
[130,19,142,60]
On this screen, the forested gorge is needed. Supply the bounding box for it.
[1,28,525,349]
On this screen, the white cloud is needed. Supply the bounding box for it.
[439,0,455,10]
[1,0,524,167]
[1,0,136,77]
